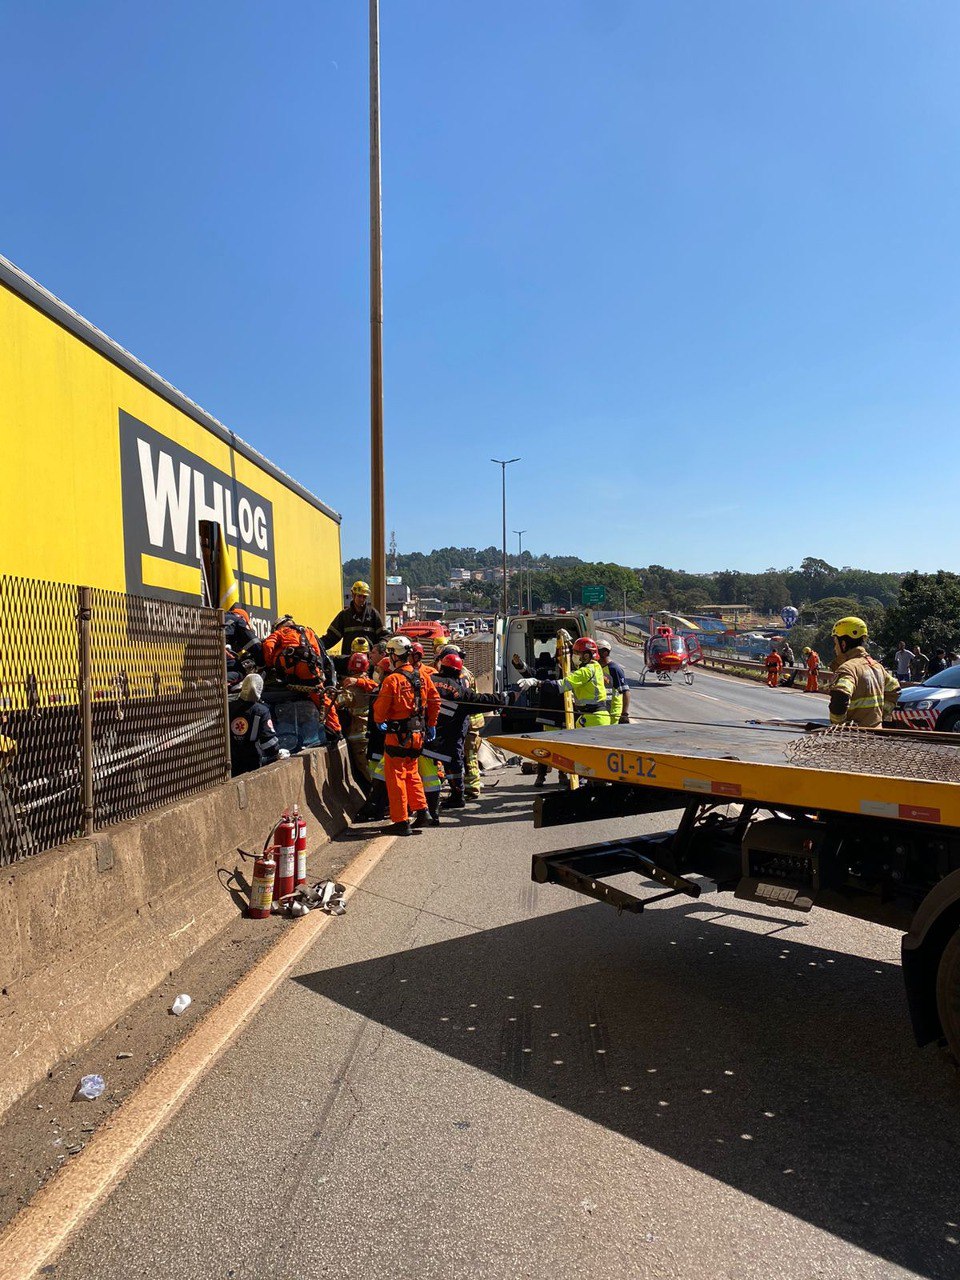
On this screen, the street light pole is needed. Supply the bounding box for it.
[369,0,386,618]
[623,588,627,634]
[513,530,526,612]
[492,458,520,618]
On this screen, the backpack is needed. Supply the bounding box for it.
[263,624,325,687]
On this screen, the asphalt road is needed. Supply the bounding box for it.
[48,653,960,1280]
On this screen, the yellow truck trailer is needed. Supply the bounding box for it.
[0,254,342,637]
[492,720,960,1069]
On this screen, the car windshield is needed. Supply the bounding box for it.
[922,666,960,689]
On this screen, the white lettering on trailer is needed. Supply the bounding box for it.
[136,436,270,557]
[137,439,192,555]
[237,497,254,544]
[253,506,268,551]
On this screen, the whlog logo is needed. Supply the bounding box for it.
[119,411,277,636]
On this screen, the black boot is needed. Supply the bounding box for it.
[425,792,442,825]
[534,765,548,788]
[445,787,466,810]
[356,779,388,822]
[384,819,410,837]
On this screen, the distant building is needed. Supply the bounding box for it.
[448,568,471,584]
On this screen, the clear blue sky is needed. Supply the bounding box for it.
[3,2,959,573]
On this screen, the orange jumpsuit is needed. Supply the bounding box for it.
[372,663,441,823]
[805,651,820,692]
[765,651,783,688]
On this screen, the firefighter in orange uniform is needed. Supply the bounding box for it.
[765,647,783,688]
[803,646,820,692]
[372,635,441,835]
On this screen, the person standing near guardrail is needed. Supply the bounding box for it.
[765,647,783,688]
[803,646,820,692]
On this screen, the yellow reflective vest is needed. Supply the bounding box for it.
[563,660,612,726]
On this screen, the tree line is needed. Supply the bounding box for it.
[343,549,960,664]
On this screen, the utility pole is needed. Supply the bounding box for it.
[513,530,526,612]
[492,458,519,618]
[369,0,386,618]
[623,588,628,634]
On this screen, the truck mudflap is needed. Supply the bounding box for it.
[532,835,702,914]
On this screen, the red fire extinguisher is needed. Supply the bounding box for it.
[293,804,307,888]
[272,811,297,909]
[248,846,277,919]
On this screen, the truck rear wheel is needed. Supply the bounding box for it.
[936,928,960,1063]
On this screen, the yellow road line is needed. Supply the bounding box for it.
[0,834,396,1280]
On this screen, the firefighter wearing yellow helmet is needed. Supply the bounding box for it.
[320,579,389,657]
[351,637,371,653]
[828,617,899,728]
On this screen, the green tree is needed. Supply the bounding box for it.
[877,572,960,657]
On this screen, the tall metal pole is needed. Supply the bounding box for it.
[369,0,386,618]
[513,530,526,612]
[492,458,519,618]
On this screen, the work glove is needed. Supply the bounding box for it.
[425,725,437,741]
[377,722,389,732]
[517,678,539,692]
[618,714,630,725]
[510,653,524,670]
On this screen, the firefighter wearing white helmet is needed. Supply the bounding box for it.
[320,579,389,657]
[829,617,899,727]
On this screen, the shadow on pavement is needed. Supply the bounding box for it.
[295,897,960,1278]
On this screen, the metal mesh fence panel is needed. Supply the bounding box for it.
[784,724,960,785]
[88,593,229,829]
[0,577,84,863]
[0,577,229,864]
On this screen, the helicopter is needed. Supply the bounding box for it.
[641,616,702,686]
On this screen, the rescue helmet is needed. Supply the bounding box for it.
[596,637,612,654]
[350,637,371,653]
[831,616,868,642]
[802,647,812,656]
[351,580,370,597]
[239,672,264,701]
[385,635,413,658]
[377,657,392,674]
[410,642,425,660]
[439,653,464,674]
[436,644,462,662]
[347,653,370,675]
[572,637,600,661]
[229,604,251,625]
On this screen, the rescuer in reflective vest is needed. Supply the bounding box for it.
[596,637,630,723]
[372,635,441,835]
[828,617,899,728]
[803,646,820,693]
[520,637,611,728]
[424,652,511,808]
[336,652,378,789]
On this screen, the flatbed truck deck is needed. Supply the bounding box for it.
[491,720,960,1071]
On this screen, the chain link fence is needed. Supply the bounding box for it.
[0,576,229,865]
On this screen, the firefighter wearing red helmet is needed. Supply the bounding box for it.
[424,652,512,808]
[336,653,378,787]
[517,635,612,729]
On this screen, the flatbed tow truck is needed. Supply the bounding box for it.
[490,719,960,1068]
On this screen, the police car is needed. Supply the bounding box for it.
[890,665,960,732]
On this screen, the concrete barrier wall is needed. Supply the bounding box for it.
[0,745,363,1119]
